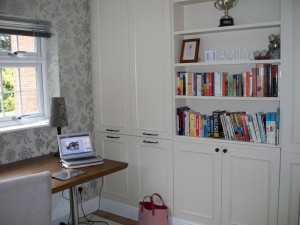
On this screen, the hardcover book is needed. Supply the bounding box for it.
[257,64,268,97]
[212,110,225,138]
[251,67,257,97]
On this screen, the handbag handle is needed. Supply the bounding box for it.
[140,195,155,215]
[151,193,166,206]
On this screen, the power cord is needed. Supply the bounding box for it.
[78,177,108,225]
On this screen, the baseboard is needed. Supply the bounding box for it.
[99,198,206,225]
[52,195,205,225]
[99,198,139,221]
[171,217,207,225]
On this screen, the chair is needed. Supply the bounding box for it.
[0,171,52,225]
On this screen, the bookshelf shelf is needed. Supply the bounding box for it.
[174,59,281,67]
[175,96,280,101]
[173,21,281,36]
[173,135,281,149]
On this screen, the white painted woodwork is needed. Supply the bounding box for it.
[132,137,173,212]
[291,0,300,145]
[128,0,172,139]
[96,132,134,206]
[222,145,280,225]
[278,153,300,225]
[91,0,131,135]
[173,141,222,225]
[173,141,280,225]
[280,0,300,153]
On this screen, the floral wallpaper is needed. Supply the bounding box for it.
[0,0,99,199]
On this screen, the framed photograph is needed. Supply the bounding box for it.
[180,38,200,63]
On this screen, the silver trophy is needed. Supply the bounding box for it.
[214,0,239,27]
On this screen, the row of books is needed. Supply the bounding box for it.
[176,106,280,145]
[176,63,280,97]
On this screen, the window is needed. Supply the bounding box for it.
[0,16,51,129]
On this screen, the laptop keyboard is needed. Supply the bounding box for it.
[64,156,103,165]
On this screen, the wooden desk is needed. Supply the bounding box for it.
[0,154,128,225]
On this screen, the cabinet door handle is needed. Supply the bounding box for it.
[106,129,120,132]
[215,148,219,152]
[223,149,228,153]
[143,140,159,144]
[106,136,120,139]
[142,132,158,136]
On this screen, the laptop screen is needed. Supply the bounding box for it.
[58,133,93,159]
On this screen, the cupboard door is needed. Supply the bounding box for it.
[128,0,172,139]
[96,132,134,205]
[278,153,300,225]
[173,141,222,225]
[91,0,131,135]
[222,145,280,225]
[132,137,173,210]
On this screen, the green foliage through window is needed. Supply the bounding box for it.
[0,34,11,51]
[1,68,15,112]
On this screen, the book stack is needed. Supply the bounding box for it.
[176,107,280,145]
[176,64,280,97]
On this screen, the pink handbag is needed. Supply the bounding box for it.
[138,193,169,225]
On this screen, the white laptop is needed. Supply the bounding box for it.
[58,132,103,168]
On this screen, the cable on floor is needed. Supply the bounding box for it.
[78,177,108,225]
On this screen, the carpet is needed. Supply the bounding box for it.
[79,215,122,225]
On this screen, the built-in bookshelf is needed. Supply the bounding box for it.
[171,0,281,146]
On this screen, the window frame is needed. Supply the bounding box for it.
[0,36,49,128]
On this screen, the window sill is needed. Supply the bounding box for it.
[0,120,49,134]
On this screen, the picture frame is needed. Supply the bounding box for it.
[180,38,200,63]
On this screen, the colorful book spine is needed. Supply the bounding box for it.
[257,64,268,97]
[256,112,266,143]
[195,113,200,136]
[189,111,195,136]
[186,72,193,96]
[242,71,250,97]
[272,65,278,97]
[222,72,227,96]
[220,113,228,139]
[252,113,262,143]
[213,110,224,138]
[176,72,181,95]
[240,114,250,141]
[252,67,257,97]
[245,115,257,143]
[267,64,273,97]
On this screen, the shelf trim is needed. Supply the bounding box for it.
[174,59,281,67]
[173,21,281,36]
[173,135,281,149]
[174,96,280,101]
[172,0,213,5]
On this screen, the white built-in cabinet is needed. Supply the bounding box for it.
[174,141,280,225]
[96,132,134,205]
[91,0,172,208]
[91,0,172,139]
[277,1,300,225]
[128,0,172,140]
[91,0,300,224]
[132,137,173,207]
[278,153,300,225]
[91,0,131,135]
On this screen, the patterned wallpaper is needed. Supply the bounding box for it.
[0,0,98,199]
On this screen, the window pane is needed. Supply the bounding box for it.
[0,34,11,51]
[1,67,20,92]
[21,91,38,114]
[3,92,18,116]
[0,34,36,53]
[20,67,37,91]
